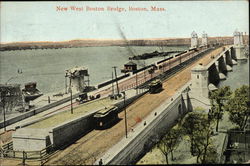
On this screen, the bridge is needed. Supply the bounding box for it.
[1,30,248,165]
[190,44,248,99]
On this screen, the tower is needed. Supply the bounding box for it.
[233,29,246,60]
[233,30,241,46]
[202,32,208,46]
[191,31,199,49]
[240,32,244,45]
[65,66,89,93]
[190,64,209,98]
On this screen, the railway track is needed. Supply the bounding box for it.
[44,47,220,165]
[138,48,213,89]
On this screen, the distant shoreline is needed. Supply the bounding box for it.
[0,36,244,51]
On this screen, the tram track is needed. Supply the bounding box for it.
[44,47,223,165]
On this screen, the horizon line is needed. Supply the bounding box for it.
[0,35,239,45]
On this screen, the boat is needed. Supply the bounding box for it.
[22,82,43,102]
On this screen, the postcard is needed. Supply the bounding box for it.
[0,1,249,165]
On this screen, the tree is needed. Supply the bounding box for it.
[157,125,182,164]
[225,85,250,130]
[192,116,216,163]
[182,112,216,163]
[209,86,232,132]
[182,112,204,156]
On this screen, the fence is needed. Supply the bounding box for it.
[1,141,54,165]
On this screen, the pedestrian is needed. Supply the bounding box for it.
[99,158,103,165]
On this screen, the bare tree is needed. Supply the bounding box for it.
[157,126,183,164]
[182,112,217,164]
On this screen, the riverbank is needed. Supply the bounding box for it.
[0,36,239,51]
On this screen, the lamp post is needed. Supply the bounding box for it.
[121,91,128,138]
[68,73,73,114]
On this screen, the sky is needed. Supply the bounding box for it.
[0,1,249,43]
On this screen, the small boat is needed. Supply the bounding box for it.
[22,82,43,102]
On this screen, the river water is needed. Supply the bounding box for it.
[0,46,188,93]
[219,59,249,90]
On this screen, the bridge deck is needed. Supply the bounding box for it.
[205,45,232,69]
[1,47,224,166]
[42,47,224,165]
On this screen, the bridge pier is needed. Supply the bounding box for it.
[215,61,226,80]
[190,46,238,98]
[225,51,233,66]
[229,47,238,65]
[208,63,220,85]
[223,54,233,72]
[234,46,247,60]
[190,64,209,98]
[218,56,228,75]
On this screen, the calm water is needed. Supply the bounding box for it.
[219,59,249,90]
[0,46,188,93]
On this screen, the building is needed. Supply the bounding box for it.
[121,61,137,73]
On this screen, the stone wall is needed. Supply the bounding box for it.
[98,83,192,165]
[50,113,94,149]
[11,90,146,151]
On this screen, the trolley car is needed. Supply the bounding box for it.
[149,79,163,93]
[93,106,118,129]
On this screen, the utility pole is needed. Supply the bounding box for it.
[112,71,114,95]
[180,53,182,65]
[122,91,128,138]
[135,72,138,95]
[69,74,73,114]
[1,91,6,131]
[1,88,13,131]
[163,55,166,74]
[143,61,146,82]
[112,66,120,95]
[65,74,67,94]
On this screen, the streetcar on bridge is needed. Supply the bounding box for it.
[149,79,163,93]
[93,105,119,129]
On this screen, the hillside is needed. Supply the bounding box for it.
[0,36,248,51]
